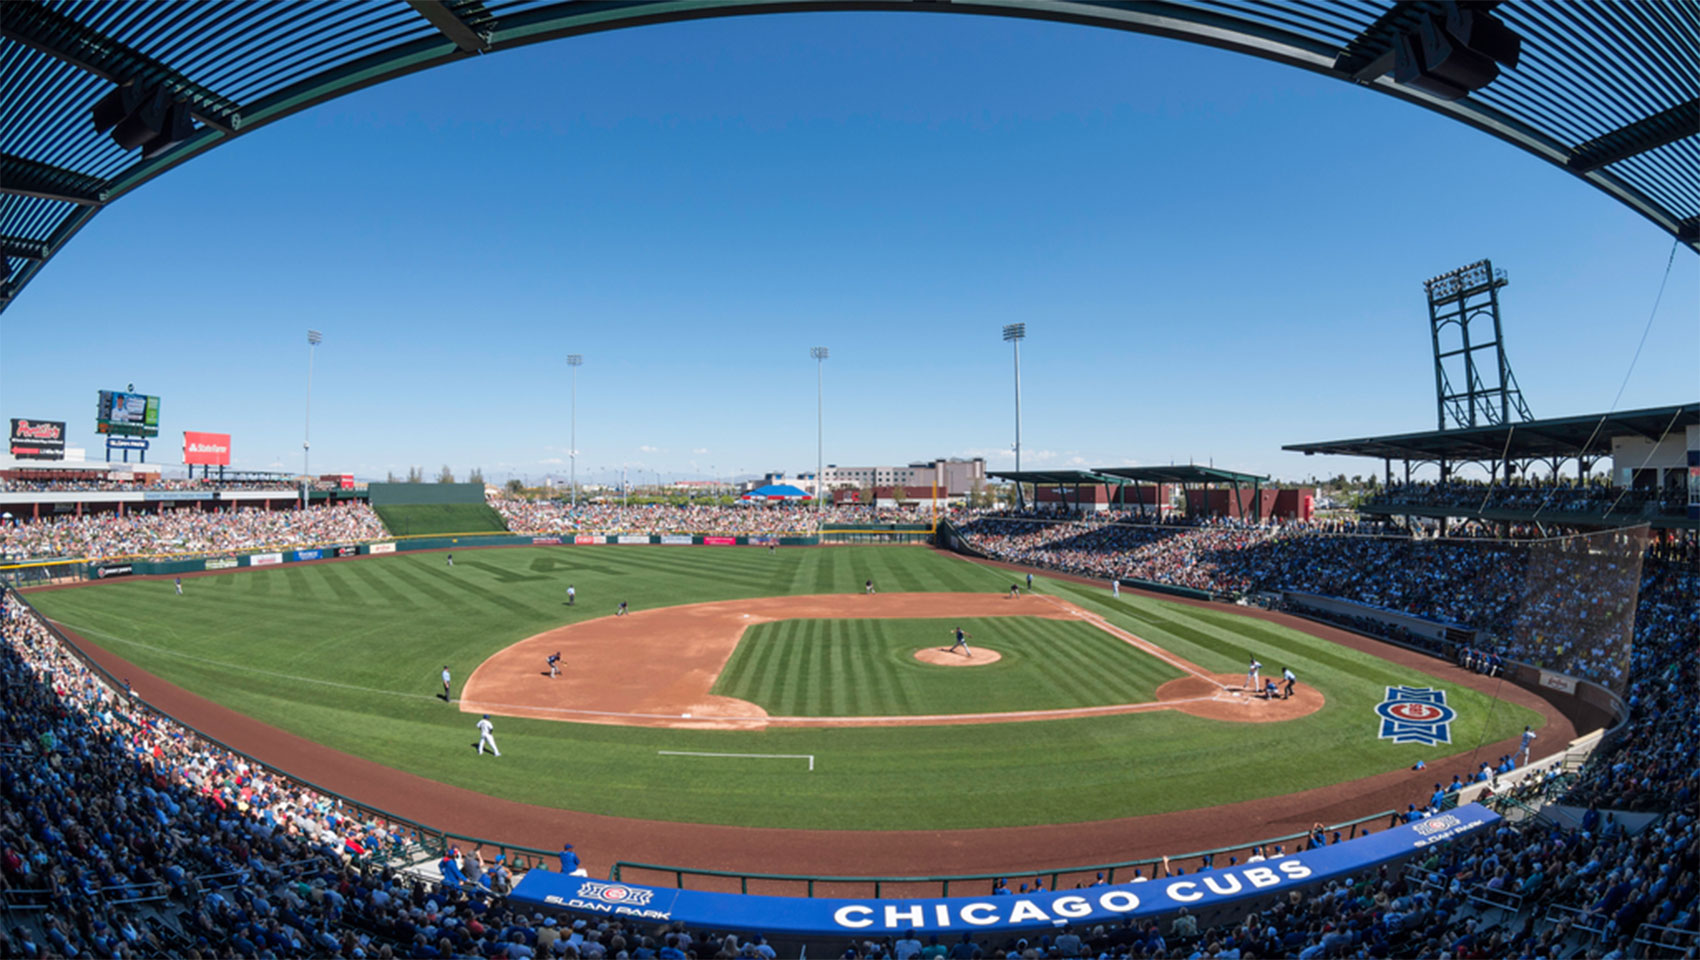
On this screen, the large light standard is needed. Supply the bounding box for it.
[304,329,322,508]
[567,354,583,509]
[1002,323,1026,508]
[811,346,829,527]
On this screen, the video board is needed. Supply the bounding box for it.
[97,390,161,437]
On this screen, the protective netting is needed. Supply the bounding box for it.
[1502,524,1648,695]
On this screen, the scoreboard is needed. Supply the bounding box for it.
[97,389,161,437]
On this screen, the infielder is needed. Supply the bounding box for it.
[865,579,875,595]
[1008,582,1021,599]
[946,626,973,657]
[476,714,500,756]
[174,577,183,596]
[566,584,575,606]
[616,600,628,616]
[547,651,562,678]
[1246,657,1263,692]
[441,665,452,701]
[1519,725,1537,765]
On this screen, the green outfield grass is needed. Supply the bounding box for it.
[25,546,1542,830]
[713,617,1182,716]
[373,502,508,536]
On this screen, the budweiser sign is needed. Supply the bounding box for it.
[9,418,67,460]
[183,431,232,466]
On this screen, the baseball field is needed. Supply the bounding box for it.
[29,545,1541,832]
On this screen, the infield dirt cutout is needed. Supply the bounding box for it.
[460,592,1323,729]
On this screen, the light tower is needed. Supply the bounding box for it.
[304,329,322,505]
[811,346,829,527]
[567,354,583,508]
[1002,323,1026,508]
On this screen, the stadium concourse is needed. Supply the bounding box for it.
[0,483,1694,957]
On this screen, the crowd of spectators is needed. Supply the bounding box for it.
[1368,479,1684,516]
[0,477,299,494]
[491,499,941,535]
[0,502,387,562]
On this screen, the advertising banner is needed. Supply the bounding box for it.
[512,805,1500,937]
[532,537,563,545]
[183,431,232,466]
[295,549,322,561]
[9,418,66,460]
[251,552,284,567]
[574,535,603,545]
[369,543,397,555]
[95,564,134,579]
[616,534,650,545]
[750,535,777,546]
[704,536,736,546]
[204,557,239,571]
[105,437,149,451]
[660,534,692,545]
[1539,670,1578,694]
[144,491,218,502]
[335,546,359,558]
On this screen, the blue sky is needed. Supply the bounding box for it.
[3,11,1694,486]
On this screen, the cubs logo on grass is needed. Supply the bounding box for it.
[577,882,654,907]
[1375,686,1455,745]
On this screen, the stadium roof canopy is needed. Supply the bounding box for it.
[1283,402,1700,462]
[3,1,1697,311]
[987,469,1121,487]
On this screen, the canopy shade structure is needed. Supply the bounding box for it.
[740,483,812,500]
[1283,402,1699,463]
[3,0,1696,310]
[1093,466,1272,485]
[987,469,1122,486]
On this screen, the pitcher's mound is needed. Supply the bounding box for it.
[914,647,1002,667]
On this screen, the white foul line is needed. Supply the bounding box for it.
[658,750,815,771]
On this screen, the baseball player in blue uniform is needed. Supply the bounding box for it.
[616,600,628,616]
[946,626,973,657]
[547,651,561,678]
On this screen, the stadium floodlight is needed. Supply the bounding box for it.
[567,355,584,509]
[304,330,322,490]
[811,347,829,525]
[1002,324,1026,507]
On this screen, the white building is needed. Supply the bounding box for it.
[797,457,985,497]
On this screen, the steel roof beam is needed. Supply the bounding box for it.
[0,236,51,261]
[0,1,241,134]
[406,1,492,54]
[0,154,105,206]
[1567,98,1700,173]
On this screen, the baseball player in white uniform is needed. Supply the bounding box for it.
[1246,658,1262,692]
[477,714,500,756]
[566,584,576,606]
[946,626,973,657]
[1519,725,1536,765]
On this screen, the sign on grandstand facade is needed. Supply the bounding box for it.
[9,418,66,460]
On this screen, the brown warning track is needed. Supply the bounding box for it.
[42,550,1591,883]
[459,593,1321,729]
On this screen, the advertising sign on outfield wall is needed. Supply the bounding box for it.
[251,552,284,566]
[95,564,134,579]
[182,431,232,466]
[660,535,692,545]
[204,557,239,571]
[295,549,322,561]
[9,418,66,460]
[335,546,359,558]
[532,537,563,545]
[1539,670,1578,694]
[575,535,603,545]
[704,536,736,546]
[512,805,1500,936]
[616,535,649,545]
[369,543,397,554]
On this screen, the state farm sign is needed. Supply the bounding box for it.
[183,431,231,466]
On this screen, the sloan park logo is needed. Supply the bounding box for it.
[577,882,654,907]
[1376,686,1456,745]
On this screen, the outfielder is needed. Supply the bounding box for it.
[547,651,562,678]
[476,714,500,756]
[946,626,973,657]
[446,552,454,567]
[174,577,183,596]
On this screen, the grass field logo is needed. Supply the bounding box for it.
[1376,686,1455,745]
[577,881,653,907]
